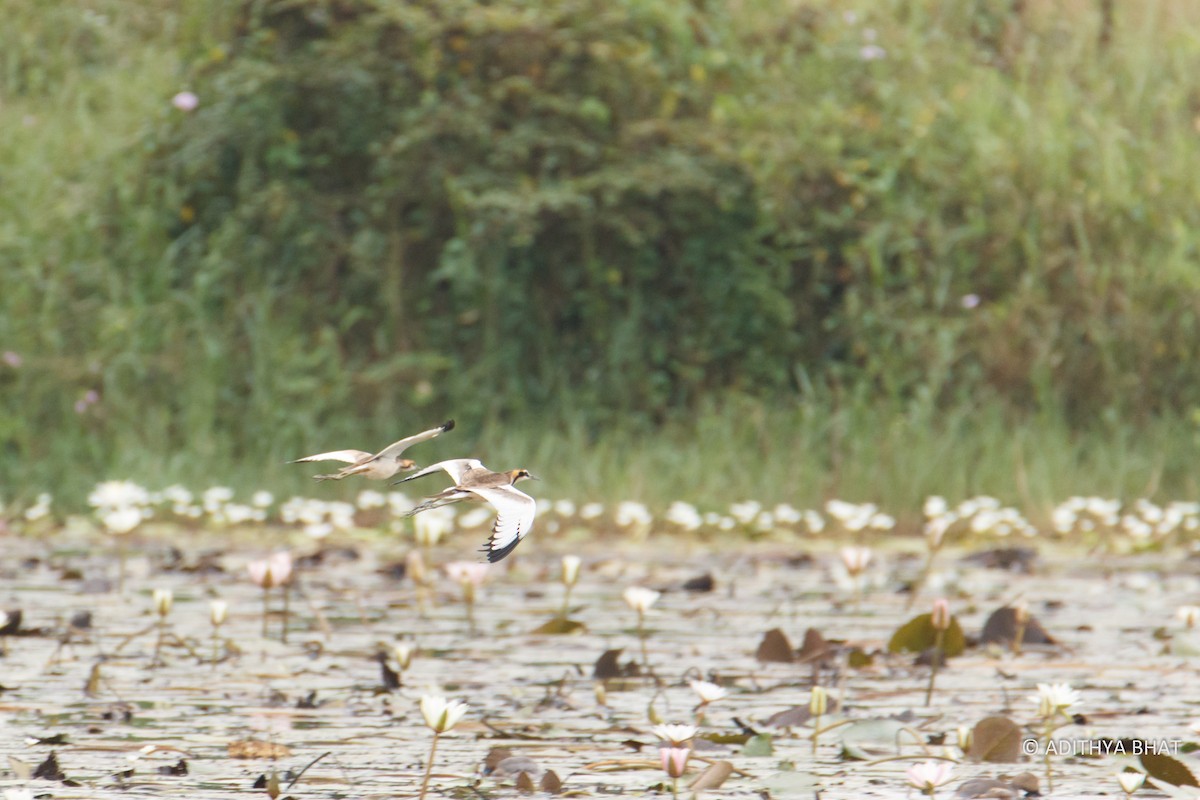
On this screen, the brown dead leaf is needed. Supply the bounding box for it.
[688,760,733,791]
[980,607,1055,646]
[966,717,1023,763]
[540,769,563,794]
[228,740,292,759]
[515,770,535,793]
[593,648,638,679]
[796,628,832,663]
[755,628,794,663]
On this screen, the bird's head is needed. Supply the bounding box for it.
[510,468,538,483]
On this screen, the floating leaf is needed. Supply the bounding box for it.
[763,706,811,728]
[593,648,638,679]
[887,613,965,658]
[496,756,541,780]
[847,647,874,668]
[33,751,65,781]
[688,760,733,791]
[980,606,1056,646]
[8,756,31,781]
[839,718,912,760]
[755,628,794,663]
[701,732,751,746]
[966,717,1023,763]
[515,771,535,793]
[796,628,832,663]
[484,747,515,772]
[741,734,774,757]
[228,740,293,759]
[1141,752,1200,787]
[530,617,587,635]
[540,769,563,794]
[682,573,715,592]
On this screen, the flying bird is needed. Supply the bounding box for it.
[395,458,537,562]
[291,420,454,481]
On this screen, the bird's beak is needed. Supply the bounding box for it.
[528,473,541,481]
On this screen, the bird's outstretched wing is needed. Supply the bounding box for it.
[374,420,455,461]
[290,449,372,465]
[469,485,536,562]
[394,458,484,485]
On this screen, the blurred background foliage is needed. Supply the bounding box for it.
[3,0,1200,509]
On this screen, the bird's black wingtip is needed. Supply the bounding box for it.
[442,419,456,432]
[482,537,521,563]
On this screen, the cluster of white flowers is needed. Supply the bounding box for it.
[923,495,1037,546]
[17,483,1200,555]
[825,500,895,533]
[88,480,155,535]
[1051,496,1200,544]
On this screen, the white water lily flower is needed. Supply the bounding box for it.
[102,506,143,535]
[906,760,953,791]
[209,599,228,626]
[1031,682,1081,717]
[251,490,275,508]
[650,723,697,745]
[579,502,605,520]
[689,679,727,704]
[1116,771,1146,793]
[623,586,660,614]
[88,480,150,510]
[420,695,468,733]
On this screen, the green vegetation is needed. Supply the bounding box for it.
[3,0,1200,512]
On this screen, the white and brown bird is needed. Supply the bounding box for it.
[395,458,537,562]
[291,420,454,481]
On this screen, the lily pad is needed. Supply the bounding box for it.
[966,716,1023,763]
[530,616,587,635]
[888,613,966,657]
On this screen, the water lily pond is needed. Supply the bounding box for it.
[2,488,1200,799]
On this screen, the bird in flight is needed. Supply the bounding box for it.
[395,458,537,562]
[291,420,454,481]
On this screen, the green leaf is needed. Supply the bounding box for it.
[887,613,965,658]
[1141,753,1200,787]
[530,617,586,635]
[740,734,774,757]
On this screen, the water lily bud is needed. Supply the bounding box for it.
[809,686,828,716]
[393,642,414,671]
[153,588,173,618]
[1013,600,1029,624]
[560,555,582,587]
[659,746,689,779]
[406,549,428,584]
[209,599,228,626]
[931,598,951,631]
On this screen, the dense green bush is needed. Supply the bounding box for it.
[141,0,797,435]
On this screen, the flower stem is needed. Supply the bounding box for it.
[637,610,649,669]
[281,583,290,644]
[418,732,440,800]
[812,713,822,756]
[924,628,945,706]
[262,587,270,639]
